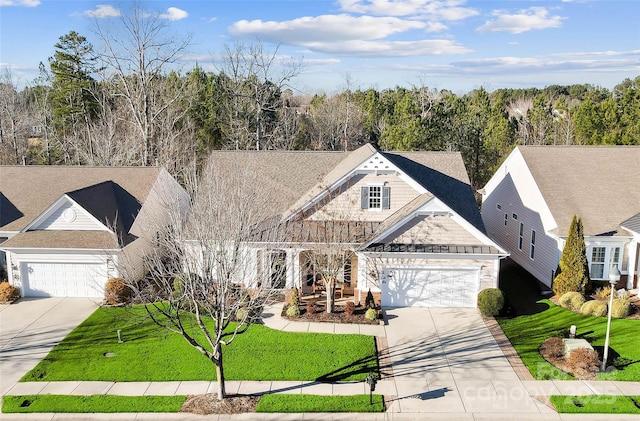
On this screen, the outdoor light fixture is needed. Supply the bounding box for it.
[601,264,621,371]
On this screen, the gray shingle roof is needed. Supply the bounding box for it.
[621,213,640,235]
[0,166,163,249]
[518,146,640,236]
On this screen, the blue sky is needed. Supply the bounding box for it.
[1,0,638,93]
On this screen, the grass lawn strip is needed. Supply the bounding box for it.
[256,394,385,413]
[22,306,377,383]
[550,395,640,414]
[2,395,186,413]
[497,299,640,381]
[2,394,386,414]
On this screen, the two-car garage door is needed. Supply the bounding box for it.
[381,268,480,307]
[21,262,107,298]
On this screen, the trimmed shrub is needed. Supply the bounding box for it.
[558,291,585,311]
[364,308,377,320]
[104,277,132,305]
[365,289,375,309]
[0,282,19,303]
[477,288,505,317]
[566,347,600,378]
[611,296,631,319]
[345,301,355,316]
[580,300,608,317]
[235,307,254,322]
[289,287,299,306]
[286,304,300,317]
[594,286,613,300]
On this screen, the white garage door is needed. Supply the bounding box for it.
[381,268,479,307]
[21,262,107,298]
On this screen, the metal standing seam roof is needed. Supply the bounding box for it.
[517,146,640,237]
[364,243,502,255]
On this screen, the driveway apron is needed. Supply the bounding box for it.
[0,297,98,396]
[383,307,547,414]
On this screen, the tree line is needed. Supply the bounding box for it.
[0,6,638,191]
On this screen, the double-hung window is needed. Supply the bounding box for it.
[529,230,536,259]
[361,185,390,210]
[518,222,524,250]
[590,247,606,279]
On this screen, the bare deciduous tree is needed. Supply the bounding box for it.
[93,2,192,166]
[217,41,302,150]
[0,67,30,164]
[124,155,285,400]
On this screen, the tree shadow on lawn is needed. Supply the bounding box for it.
[315,352,379,382]
[499,258,550,316]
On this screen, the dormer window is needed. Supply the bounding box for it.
[361,185,390,210]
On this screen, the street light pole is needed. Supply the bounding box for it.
[601,264,621,372]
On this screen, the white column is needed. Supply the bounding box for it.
[286,249,299,289]
[356,252,367,290]
[627,240,638,290]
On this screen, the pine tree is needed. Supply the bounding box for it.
[553,215,591,296]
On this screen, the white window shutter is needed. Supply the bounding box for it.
[361,186,369,209]
[382,186,390,209]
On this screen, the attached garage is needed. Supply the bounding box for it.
[20,262,108,298]
[381,268,480,307]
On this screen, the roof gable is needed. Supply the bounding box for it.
[26,196,110,232]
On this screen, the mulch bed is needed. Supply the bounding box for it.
[539,337,599,380]
[180,393,259,414]
[281,302,382,325]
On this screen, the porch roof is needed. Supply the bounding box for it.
[363,243,503,255]
[251,220,381,244]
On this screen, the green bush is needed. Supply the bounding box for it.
[558,291,585,311]
[364,308,377,320]
[611,297,631,319]
[286,304,300,317]
[580,300,607,317]
[477,288,505,317]
[289,288,299,306]
[365,289,375,309]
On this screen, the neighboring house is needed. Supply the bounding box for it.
[480,146,640,291]
[0,166,188,298]
[210,143,507,308]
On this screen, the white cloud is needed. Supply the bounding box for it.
[338,0,478,20]
[477,7,564,34]
[0,0,40,6]
[84,4,120,18]
[159,7,188,21]
[425,21,448,32]
[303,39,471,57]
[230,15,425,43]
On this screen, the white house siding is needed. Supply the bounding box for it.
[482,158,561,288]
[33,200,106,231]
[307,173,420,222]
[381,215,481,245]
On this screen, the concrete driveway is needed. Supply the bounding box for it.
[0,298,98,396]
[382,307,553,415]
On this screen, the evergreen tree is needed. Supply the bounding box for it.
[553,215,590,296]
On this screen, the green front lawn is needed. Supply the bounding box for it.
[256,394,385,413]
[550,395,640,414]
[2,394,385,414]
[498,299,640,380]
[2,395,186,413]
[22,306,378,382]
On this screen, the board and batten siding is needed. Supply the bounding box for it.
[33,201,108,231]
[482,167,561,288]
[381,215,482,245]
